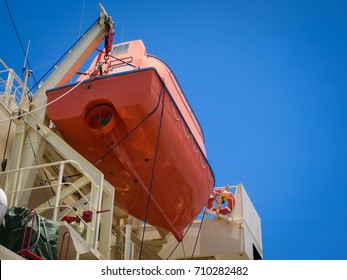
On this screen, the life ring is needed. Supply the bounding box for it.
[207,188,236,215]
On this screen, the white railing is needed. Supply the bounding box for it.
[0,159,114,259]
[0,58,32,108]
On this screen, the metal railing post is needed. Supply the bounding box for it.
[3,69,14,105]
[53,162,65,222]
[124,224,133,260]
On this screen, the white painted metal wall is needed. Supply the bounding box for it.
[151,184,262,260]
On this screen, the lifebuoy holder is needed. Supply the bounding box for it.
[207,189,236,215]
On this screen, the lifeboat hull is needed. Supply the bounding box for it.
[46,68,214,240]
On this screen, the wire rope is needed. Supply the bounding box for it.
[1,119,12,171]
[94,83,165,166]
[138,86,165,259]
[4,0,38,86]
[0,66,98,124]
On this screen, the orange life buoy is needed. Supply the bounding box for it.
[207,188,236,215]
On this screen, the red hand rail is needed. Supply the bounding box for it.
[20,209,43,260]
[59,231,71,260]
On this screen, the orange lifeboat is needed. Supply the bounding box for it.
[46,40,215,240]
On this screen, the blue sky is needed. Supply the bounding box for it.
[1,0,346,260]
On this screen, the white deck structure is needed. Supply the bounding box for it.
[0,5,262,260]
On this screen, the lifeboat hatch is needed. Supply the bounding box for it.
[85,105,116,136]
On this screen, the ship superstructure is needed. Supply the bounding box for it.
[0,4,262,260]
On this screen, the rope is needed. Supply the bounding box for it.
[181,118,191,139]
[138,85,165,259]
[24,123,54,213]
[165,222,194,259]
[166,184,215,259]
[4,0,38,87]
[165,204,210,260]
[94,83,165,166]
[30,18,98,94]
[88,79,210,260]
[0,16,106,124]
[77,0,86,39]
[32,58,61,71]
[147,54,205,143]
[0,15,100,125]
[29,213,41,253]
[181,242,187,259]
[0,66,98,124]
[199,153,208,169]
[171,101,181,120]
[190,204,208,259]
[1,119,12,171]
[189,175,218,259]
[25,18,98,97]
[40,215,54,259]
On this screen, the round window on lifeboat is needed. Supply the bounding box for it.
[85,105,116,136]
